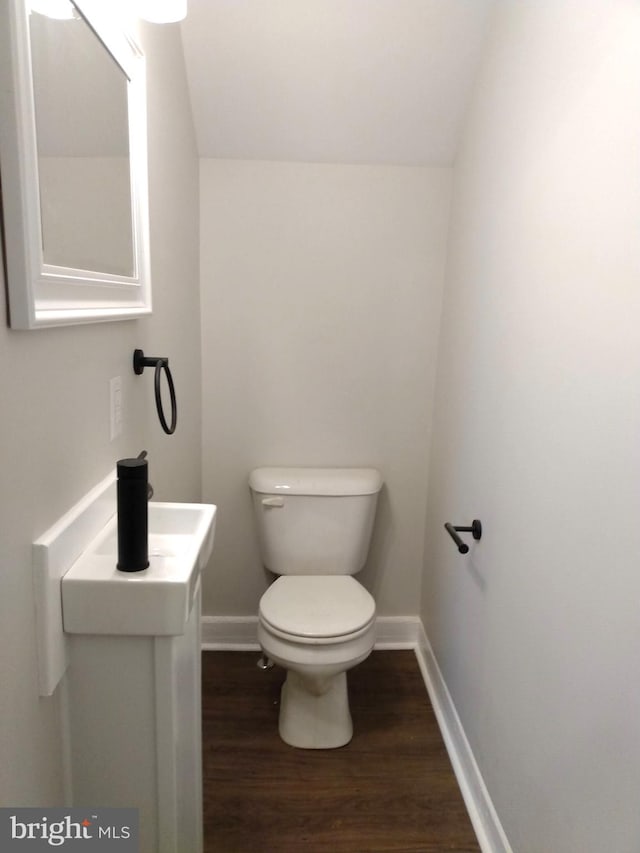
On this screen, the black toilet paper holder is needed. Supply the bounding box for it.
[444,520,482,554]
[133,349,177,435]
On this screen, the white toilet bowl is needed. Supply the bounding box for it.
[250,466,382,748]
[258,575,376,749]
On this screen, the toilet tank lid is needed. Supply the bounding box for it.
[249,467,382,496]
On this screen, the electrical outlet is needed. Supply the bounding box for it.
[110,376,123,440]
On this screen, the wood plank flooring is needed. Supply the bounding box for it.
[202,650,480,852]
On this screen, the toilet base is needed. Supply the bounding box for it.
[278,670,353,749]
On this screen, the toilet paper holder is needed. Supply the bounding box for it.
[444,520,482,554]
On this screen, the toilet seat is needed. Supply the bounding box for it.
[259,576,375,644]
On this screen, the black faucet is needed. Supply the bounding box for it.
[116,451,150,572]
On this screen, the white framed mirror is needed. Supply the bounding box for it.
[0,0,151,329]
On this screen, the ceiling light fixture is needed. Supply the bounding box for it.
[136,0,187,23]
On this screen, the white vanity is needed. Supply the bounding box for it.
[33,472,216,853]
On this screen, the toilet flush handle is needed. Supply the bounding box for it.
[261,496,285,508]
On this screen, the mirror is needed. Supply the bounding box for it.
[31,7,134,276]
[0,0,151,329]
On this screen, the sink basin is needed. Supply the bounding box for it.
[62,501,216,636]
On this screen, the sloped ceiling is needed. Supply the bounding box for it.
[180,0,495,166]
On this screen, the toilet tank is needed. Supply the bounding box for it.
[249,467,382,576]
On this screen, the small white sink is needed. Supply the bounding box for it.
[62,501,216,636]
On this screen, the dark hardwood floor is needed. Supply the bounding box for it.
[202,650,480,852]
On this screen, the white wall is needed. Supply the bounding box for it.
[422,2,640,850]
[200,160,450,616]
[0,22,200,805]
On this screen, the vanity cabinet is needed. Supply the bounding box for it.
[32,473,215,853]
[65,581,203,853]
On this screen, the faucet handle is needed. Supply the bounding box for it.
[134,451,153,498]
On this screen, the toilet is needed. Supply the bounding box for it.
[249,466,382,749]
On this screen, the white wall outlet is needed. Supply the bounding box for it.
[109,376,122,441]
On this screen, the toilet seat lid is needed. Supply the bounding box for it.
[259,576,375,639]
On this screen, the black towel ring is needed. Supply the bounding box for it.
[133,349,177,435]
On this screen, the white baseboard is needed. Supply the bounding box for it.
[414,625,512,853]
[372,615,422,648]
[200,614,422,651]
[200,613,511,853]
[201,616,260,650]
